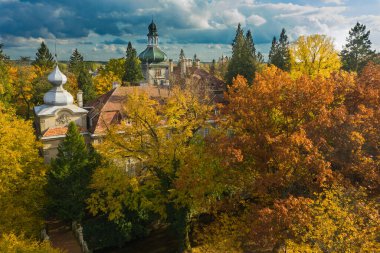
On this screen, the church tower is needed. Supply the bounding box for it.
[138,20,170,85]
[34,64,88,163]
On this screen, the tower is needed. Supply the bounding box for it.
[34,64,88,163]
[138,20,169,85]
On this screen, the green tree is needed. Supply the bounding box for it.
[341,22,376,72]
[269,28,291,71]
[32,42,54,72]
[122,42,143,85]
[46,122,99,222]
[0,43,9,61]
[210,59,216,75]
[78,68,96,103]
[68,48,84,75]
[179,48,186,61]
[225,24,256,85]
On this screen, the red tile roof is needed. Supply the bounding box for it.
[42,126,86,137]
[86,86,171,134]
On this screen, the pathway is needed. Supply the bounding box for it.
[47,220,82,253]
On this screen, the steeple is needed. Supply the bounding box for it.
[43,64,74,105]
[147,20,158,46]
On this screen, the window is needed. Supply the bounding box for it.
[155,69,162,77]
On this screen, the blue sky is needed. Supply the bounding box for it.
[1,0,379,62]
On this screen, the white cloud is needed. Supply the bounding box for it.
[247,15,266,26]
[320,0,344,4]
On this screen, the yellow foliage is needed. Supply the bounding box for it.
[290,34,341,78]
[93,71,121,95]
[0,103,47,237]
[88,86,213,222]
[0,233,62,253]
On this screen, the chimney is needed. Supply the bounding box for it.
[196,59,200,69]
[180,59,186,77]
[169,59,173,74]
[77,90,83,108]
[112,82,120,89]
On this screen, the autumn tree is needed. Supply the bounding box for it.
[341,22,376,73]
[68,48,84,75]
[93,70,120,95]
[32,41,54,72]
[88,87,213,252]
[268,28,291,71]
[104,58,126,81]
[0,103,47,237]
[123,42,143,85]
[290,34,341,78]
[0,233,61,253]
[46,122,99,222]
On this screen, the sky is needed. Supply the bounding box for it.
[0,0,379,62]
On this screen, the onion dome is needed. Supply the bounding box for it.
[139,46,168,63]
[148,20,158,36]
[43,65,74,105]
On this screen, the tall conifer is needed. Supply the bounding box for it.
[123,42,143,85]
[33,42,54,71]
[46,122,99,221]
[341,22,376,72]
[68,48,84,75]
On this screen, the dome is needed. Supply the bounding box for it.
[147,20,158,36]
[43,65,74,105]
[139,46,167,63]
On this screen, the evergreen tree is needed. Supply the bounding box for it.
[78,68,96,103]
[193,54,197,67]
[225,24,256,85]
[0,43,9,61]
[122,42,143,85]
[210,59,216,75]
[46,122,99,222]
[341,22,376,72]
[269,29,291,71]
[179,49,186,61]
[268,36,278,64]
[68,48,84,75]
[32,42,54,71]
[245,30,256,56]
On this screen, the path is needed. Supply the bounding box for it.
[47,220,82,253]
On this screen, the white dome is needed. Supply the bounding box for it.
[43,65,73,105]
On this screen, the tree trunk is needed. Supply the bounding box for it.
[175,207,191,253]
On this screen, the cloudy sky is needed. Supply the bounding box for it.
[1,0,379,62]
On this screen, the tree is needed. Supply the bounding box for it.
[46,122,99,222]
[341,22,376,73]
[0,233,62,253]
[122,42,143,84]
[290,34,341,78]
[93,70,121,95]
[32,42,54,72]
[179,48,186,61]
[225,24,257,85]
[88,87,213,252]
[104,58,126,81]
[68,48,84,75]
[0,43,9,61]
[269,28,291,71]
[78,68,96,103]
[0,103,47,237]
[210,59,216,75]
